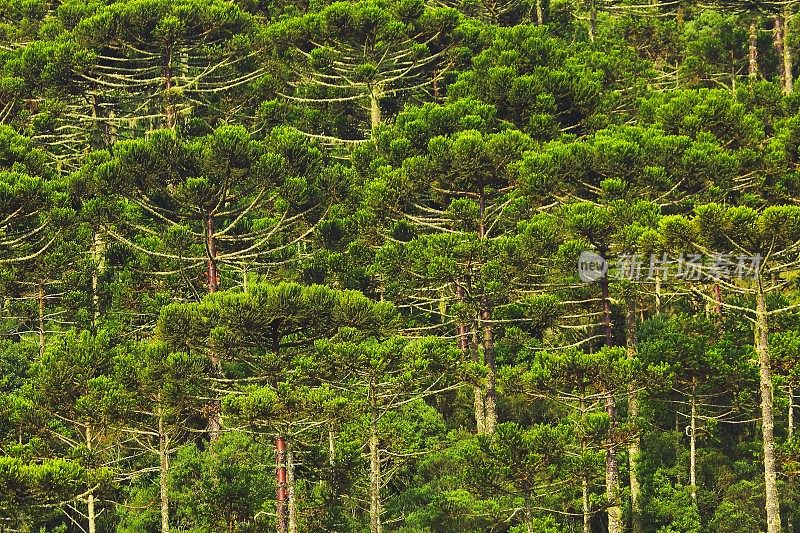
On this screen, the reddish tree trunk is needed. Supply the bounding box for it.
[205,213,223,440]
[600,276,612,344]
[276,436,288,533]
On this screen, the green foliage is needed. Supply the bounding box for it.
[3,1,800,532]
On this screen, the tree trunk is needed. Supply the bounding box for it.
[86,426,97,533]
[655,275,661,314]
[328,427,336,466]
[472,324,486,434]
[369,89,381,131]
[789,382,794,439]
[785,6,794,94]
[206,214,219,294]
[369,376,382,533]
[589,0,597,42]
[581,395,592,533]
[790,382,795,533]
[600,276,613,345]
[276,436,288,533]
[583,477,591,533]
[689,378,698,506]
[91,230,106,327]
[158,409,170,533]
[605,394,623,533]
[536,0,544,24]
[87,486,97,533]
[481,303,498,435]
[776,15,788,90]
[599,274,621,533]
[37,283,45,358]
[626,297,642,533]
[756,282,782,533]
[750,19,760,78]
[478,188,497,435]
[458,285,485,434]
[205,213,223,441]
[287,442,297,533]
[524,500,534,533]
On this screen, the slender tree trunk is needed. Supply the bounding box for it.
[477,188,497,435]
[605,393,623,533]
[89,92,99,154]
[655,275,662,314]
[328,427,336,466]
[87,487,97,533]
[369,376,382,533]
[536,0,544,24]
[471,323,486,434]
[524,500,534,532]
[785,6,794,94]
[789,382,794,439]
[790,382,795,533]
[158,408,170,533]
[750,19,760,78]
[756,282,782,533]
[481,303,498,435]
[369,89,381,131]
[287,442,297,533]
[598,274,621,532]
[589,0,597,42]
[37,283,45,358]
[581,395,592,533]
[205,213,223,441]
[583,477,591,533]
[600,276,613,344]
[86,426,97,533]
[206,214,219,294]
[689,378,698,506]
[776,15,788,89]
[626,297,642,533]
[276,436,288,533]
[458,285,484,434]
[91,230,106,327]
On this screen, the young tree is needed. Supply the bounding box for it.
[314,335,459,533]
[20,330,124,533]
[506,346,637,533]
[638,314,757,511]
[112,340,206,533]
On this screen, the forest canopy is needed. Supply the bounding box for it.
[1,0,800,532]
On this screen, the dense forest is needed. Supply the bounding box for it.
[2,0,800,531]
